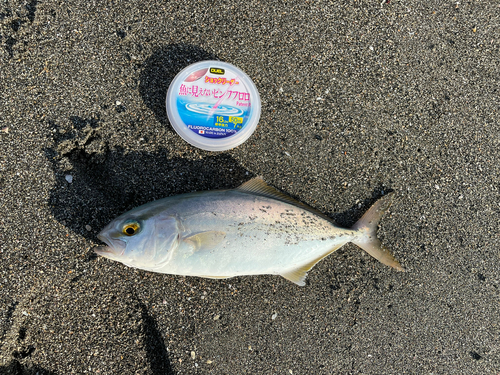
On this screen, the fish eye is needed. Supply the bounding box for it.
[122,221,141,236]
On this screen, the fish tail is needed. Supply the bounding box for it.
[351,193,404,271]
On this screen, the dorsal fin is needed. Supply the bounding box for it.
[236,177,334,223]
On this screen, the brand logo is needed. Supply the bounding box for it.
[210,67,225,75]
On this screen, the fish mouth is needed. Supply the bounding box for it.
[94,245,114,256]
[95,233,126,258]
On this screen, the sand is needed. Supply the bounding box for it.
[1,1,499,374]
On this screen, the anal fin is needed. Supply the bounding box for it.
[281,268,308,286]
[280,244,344,286]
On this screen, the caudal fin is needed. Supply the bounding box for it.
[351,193,404,271]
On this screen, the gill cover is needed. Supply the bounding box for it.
[129,215,180,269]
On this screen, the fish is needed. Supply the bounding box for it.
[95,177,404,286]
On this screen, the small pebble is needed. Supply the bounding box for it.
[85,225,92,231]
[213,314,220,321]
[116,100,122,105]
[206,360,213,364]
[191,351,195,360]
[65,175,73,183]
[272,313,278,320]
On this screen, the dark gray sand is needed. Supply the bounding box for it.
[1,1,499,374]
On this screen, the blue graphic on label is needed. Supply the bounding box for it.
[177,99,249,139]
[185,103,243,117]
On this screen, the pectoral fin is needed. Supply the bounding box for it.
[183,231,226,252]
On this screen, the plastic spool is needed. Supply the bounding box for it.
[166,61,261,151]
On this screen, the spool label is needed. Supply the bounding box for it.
[176,67,252,139]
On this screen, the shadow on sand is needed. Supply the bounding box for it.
[138,43,219,127]
[0,360,57,375]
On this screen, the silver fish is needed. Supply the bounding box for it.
[95,178,403,286]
